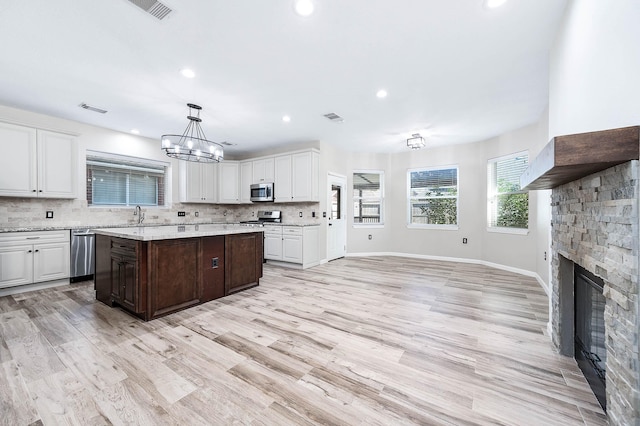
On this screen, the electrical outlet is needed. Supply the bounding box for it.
[544,251,547,261]
[323,212,327,218]
[368,234,372,240]
[178,211,186,217]
[312,211,316,217]
[195,212,199,217]
[299,212,303,217]
[462,237,468,244]
[46,211,53,219]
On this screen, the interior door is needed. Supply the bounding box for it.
[327,173,347,261]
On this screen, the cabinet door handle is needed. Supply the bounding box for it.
[26,237,40,240]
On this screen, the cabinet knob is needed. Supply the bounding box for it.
[34,249,39,253]
[39,190,43,192]
[32,190,37,192]
[27,250,32,253]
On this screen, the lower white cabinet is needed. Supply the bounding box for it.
[0,230,70,288]
[263,225,319,269]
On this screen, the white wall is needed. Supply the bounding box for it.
[320,116,551,283]
[549,0,640,139]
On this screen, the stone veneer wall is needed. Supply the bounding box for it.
[0,198,321,231]
[551,161,639,425]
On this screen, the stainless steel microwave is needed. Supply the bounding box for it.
[250,182,274,202]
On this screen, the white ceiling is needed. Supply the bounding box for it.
[0,0,567,155]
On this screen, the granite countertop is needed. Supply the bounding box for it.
[93,224,266,241]
[262,222,320,227]
[1,221,321,234]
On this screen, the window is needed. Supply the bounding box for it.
[353,171,384,225]
[487,152,528,229]
[87,152,166,207]
[407,166,458,226]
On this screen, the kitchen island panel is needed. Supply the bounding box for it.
[148,238,202,319]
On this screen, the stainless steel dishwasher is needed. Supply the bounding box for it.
[70,229,95,282]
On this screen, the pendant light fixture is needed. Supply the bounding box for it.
[161,103,224,163]
[407,133,425,150]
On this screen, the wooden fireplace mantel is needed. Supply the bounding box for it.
[520,125,640,190]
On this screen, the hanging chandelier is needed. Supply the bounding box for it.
[161,103,224,162]
[407,133,425,150]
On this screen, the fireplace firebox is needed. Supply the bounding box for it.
[574,264,606,411]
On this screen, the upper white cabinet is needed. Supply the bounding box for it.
[0,122,77,198]
[273,150,319,202]
[252,157,275,184]
[292,150,319,202]
[239,161,253,204]
[179,161,217,203]
[218,161,240,203]
[274,155,292,202]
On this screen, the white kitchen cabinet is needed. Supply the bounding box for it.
[263,225,319,269]
[240,161,253,204]
[218,161,240,203]
[292,150,319,202]
[0,230,70,289]
[282,227,303,263]
[179,161,217,203]
[0,122,76,198]
[252,157,274,184]
[274,155,292,202]
[263,226,284,260]
[273,149,319,203]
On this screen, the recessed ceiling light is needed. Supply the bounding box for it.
[485,0,507,9]
[294,0,314,17]
[180,68,195,78]
[282,115,291,123]
[376,89,388,99]
[131,129,140,134]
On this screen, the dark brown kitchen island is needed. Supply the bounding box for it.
[94,224,263,321]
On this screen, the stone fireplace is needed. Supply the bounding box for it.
[550,161,639,425]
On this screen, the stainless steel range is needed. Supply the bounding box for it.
[239,210,281,226]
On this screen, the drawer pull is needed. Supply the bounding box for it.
[26,237,41,240]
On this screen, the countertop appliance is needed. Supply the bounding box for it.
[250,182,274,202]
[239,210,281,226]
[70,228,95,283]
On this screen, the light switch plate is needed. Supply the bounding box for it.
[46,211,53,219]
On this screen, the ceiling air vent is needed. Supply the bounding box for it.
[220,141,237,146]
[127,0,173,20]
[79,103,108,114]
[323,112,344,123]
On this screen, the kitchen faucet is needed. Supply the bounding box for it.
[135,205,145,225]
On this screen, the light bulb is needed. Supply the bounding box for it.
[294,0,314,17]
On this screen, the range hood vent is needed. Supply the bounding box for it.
[127,0,173,20]
[520,126,640,190]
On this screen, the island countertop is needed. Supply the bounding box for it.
[93,224,263,241]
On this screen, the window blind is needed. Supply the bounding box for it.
[87,155,165,206]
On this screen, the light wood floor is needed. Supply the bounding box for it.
[0,257,606,425]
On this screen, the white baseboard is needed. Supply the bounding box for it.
[346,251,550,295]
[0,278,71,297]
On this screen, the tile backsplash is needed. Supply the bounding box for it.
[0,198,321,231]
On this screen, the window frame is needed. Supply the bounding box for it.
[86,150,169,208]
[486,151,529,234]
[406,165,459,230]
[352,170,385,228]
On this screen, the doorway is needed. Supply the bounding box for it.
[327,173,347,261]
